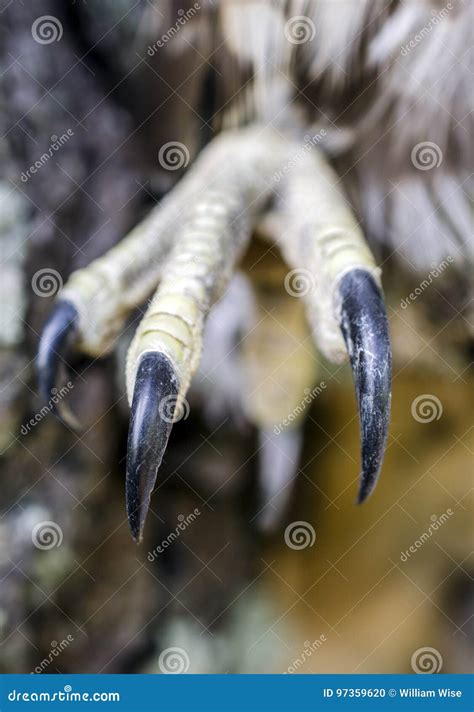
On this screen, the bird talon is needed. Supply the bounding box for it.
[126,351,180,543]
[36,129,392,540]
[36,300,81,429]
[338,269,392,503]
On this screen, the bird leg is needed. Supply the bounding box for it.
[124,127,297,541]
[273,144,392,504]
[36,154,227,402]
[37,126,391,541]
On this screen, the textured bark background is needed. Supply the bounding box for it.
[0,0,472,675]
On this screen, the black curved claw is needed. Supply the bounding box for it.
[126,352,180,543]
[338,269,392,504]
[37,300,78,407]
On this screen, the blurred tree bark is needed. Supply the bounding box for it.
[0,0,248,673]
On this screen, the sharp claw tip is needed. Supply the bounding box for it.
[125,351,179,542]
[339,268,392,502]
[127,501,147,544]
[130,523,143,545]
[356,476,376,505]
